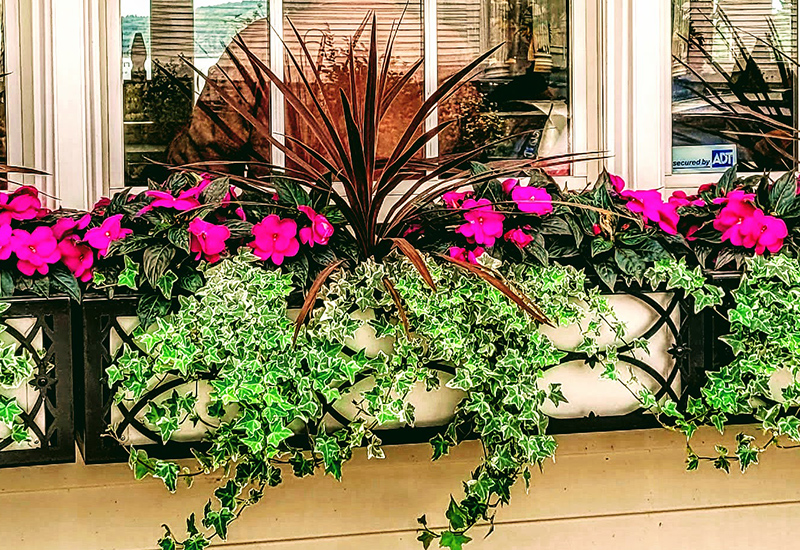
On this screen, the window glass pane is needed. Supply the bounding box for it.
[672,0,797,174]
[121,0,268,186]
[438,0,570,173]
[282,1,424,165]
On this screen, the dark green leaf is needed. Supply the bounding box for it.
[49,264,81,302]
[137,293,171,327]
[274,178,311,207]
[143,245,176,288]
[201,177,232,204]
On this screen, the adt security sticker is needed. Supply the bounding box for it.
[672,145,737,173]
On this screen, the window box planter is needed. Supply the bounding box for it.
[76,281,712,464]
[0,295,74,468]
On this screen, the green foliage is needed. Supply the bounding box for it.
[108,249,636,548]
[0,302,36,444]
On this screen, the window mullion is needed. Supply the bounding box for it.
[269,0,285,169]
[423,0,438,159]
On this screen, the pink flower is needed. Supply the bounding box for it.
[140,179,210,215]
[504,228,534,247]
[0,186,43,224]
[609,174,625,194]
[591,224,602,236]
[723,209,787,255]
[297,205,334,247]
[511,186,553,216]
[188,218,230,264]
[622,189,679,235]
[84,214,132,257]
[713,194,757,234]
[685,225,701,241]
[58,237,94,282]
[403,224,422,238]
[235,207,247,221]
[668,190,705,208]
[449,246,484,265]
[502,179,519,194]
[698,183,716,195]
[92,197,111,215]
[0,224,14,260]
[13,227,61,276]
[250,215,300,266]
[442,190,472,209]
[456,198,505,247]
[52,214,92,240]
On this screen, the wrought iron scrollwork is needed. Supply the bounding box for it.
[0,296,74,468]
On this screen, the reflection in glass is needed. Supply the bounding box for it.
[121,0,268,185]
[282,1,424,166]
[672,0,798,173]
[438,0,570,173]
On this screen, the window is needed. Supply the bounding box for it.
[438,0,570,173]
[111,0,596,193]
[672,0,798,174]
[120,0,268,186]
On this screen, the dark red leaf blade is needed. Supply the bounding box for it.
[388,238,437,292]
[293,260,346,346]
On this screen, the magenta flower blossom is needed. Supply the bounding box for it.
[502,179,519,194]
[442,190,472,209]
[504,228,534,247]
[668,190,705,208]
[591,224,602,236]
[250,215,300,266]
[297,205,334,247]
[448,246,484,265]
[609,174,626,194]
[0,186,43,224]
[58,237,94,282]
[712,194,757,234]
[188,218,231,263]
[622,189,679,235]
[722,208,787,255]
[685,225,701,241]
[84,214,132,257]
[511,186,553,216]
[12,227,61,276]
[455,198,505,247]
[52,214,92,240]
[0,223,14,260]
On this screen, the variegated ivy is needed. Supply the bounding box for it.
[643,255,800,474]
[0,302,36,445]
[108,250,663,550]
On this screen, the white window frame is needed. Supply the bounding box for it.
[40,0,607,207]
[612,0,800,194]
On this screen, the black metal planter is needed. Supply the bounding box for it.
[0,295,74,468]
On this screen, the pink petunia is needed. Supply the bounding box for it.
[622,189,680,235]
[52,214,92,240]
[84,214,132,257]
[297,205,334,247]
[13,226,61,276]
[713,193,757,235]
[504,228,534,248]
[250,215,300,266]
[188,218,231,264]
[511,186,553,216]
[448,246,484,265]
[455,198,505,247]
[58,236,94,282]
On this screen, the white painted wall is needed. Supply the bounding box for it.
[1,426,798,550]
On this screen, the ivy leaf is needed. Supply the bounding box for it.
[158,534,177,550]
[143,244,177,288]
[710,413,727,435]
[314,433,343,480]
[118,256,140,290]
[439,531,472,550]
[547,383,568,408]
[178,272,204,293]
[266,426,294,448]
[430,433,451,461]
[0,395,24,428]
[153,460,180,492]
[418,531,436,550]
[445,497,469,531]
[202,503,235,540]
[11,422,29,443]
[156,271,178,299]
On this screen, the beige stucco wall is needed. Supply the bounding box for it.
[1,425,798,550]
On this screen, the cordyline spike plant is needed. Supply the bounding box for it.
[177,12,604,328]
